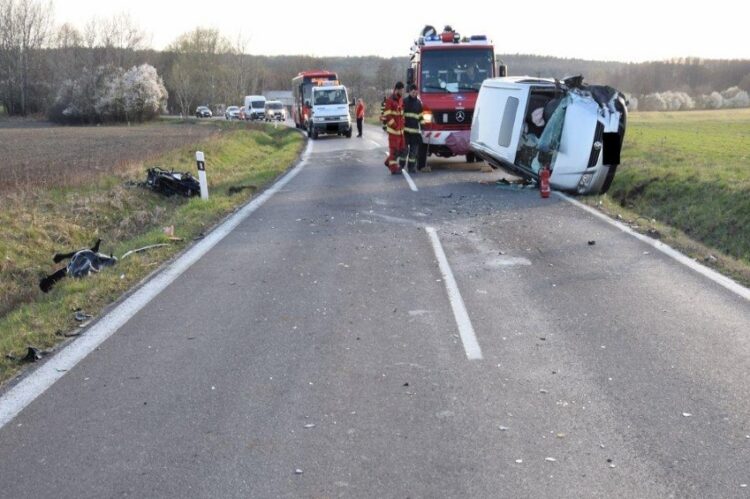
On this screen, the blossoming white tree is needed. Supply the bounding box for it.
[51,63,167,123]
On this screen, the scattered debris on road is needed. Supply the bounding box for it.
[227,184,257,195]
[6,346,46,363]
[121,244,170,260]
[545,457,557,462]
[588,240,596,246]
[294,469,304,475]
[40,239,117,293]
[145,167,200,197]
[74,310,93,322]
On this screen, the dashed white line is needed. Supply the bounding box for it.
[555,192,750,302]
[425,226,483,360]
[402,169,418,192]
[0,140,314,430]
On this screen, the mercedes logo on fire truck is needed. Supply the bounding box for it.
[455,110,466,123]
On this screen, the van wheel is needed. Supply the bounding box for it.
[466,152,477,163]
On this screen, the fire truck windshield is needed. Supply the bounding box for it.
[420,48,494,93]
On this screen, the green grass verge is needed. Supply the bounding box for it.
[0,124,303,384]
[584,108,750,284]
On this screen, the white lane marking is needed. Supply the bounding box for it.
[0,140,314,430]
[425,226,483,360]
[402,170,418,192]
[556,192,750,302]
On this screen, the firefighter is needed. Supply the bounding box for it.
[403,83,425,173]
[381,82,406,174]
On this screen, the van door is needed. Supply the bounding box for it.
[474,84,527,165]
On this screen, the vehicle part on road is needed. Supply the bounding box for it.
[145,167,201,197]
[40,240,118,293]
[120,244,170,260]
[73,310,93,322]
[588,240,596,246]
[227,184,258,195]
[5,347,44,363]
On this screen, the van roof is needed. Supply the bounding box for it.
[483,76,557,88]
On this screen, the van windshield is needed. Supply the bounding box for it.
[267,103,283,110]
[251,101,265,108]
[313,89,347,105]
[420,48,494,93]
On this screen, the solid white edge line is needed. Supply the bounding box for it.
[0,140,314,429]
[555,191,750,302]
[425,226,483,360]
[402,169,418,192]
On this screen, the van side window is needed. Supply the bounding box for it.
[498,97,519,147]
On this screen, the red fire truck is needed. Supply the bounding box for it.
[406,25,506,166]
[291,70,339,130]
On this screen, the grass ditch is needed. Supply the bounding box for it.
[583,108,750,286]
[0,123,303,384]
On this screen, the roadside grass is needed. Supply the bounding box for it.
[584,108,750,285]
[0,124,303,384]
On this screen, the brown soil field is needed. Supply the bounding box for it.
[0,120,219,192]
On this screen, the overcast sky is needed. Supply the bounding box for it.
[55,0,749,62]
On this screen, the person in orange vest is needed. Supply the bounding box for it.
[381,81,406,174]
[355,98,365,138]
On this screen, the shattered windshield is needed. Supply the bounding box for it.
[313,88,348,105]
[420,49,494,93]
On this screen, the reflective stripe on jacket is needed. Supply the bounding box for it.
[381,93,404,135]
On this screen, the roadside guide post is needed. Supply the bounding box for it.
[196,151,209,200]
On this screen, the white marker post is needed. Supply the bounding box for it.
[196,151,208,200]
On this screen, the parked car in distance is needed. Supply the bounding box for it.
[225,106,241,120]
[195,106,213,118]
[264,101,286,121]
[470,75,627,195]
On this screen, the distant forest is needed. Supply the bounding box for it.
[2,0,749,118]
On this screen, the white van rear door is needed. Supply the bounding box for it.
[473,83,527,164]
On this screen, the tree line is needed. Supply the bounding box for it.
[2,0,750,120]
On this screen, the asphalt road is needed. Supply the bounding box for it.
[1,123,749,498]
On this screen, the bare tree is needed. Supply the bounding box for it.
[0,0,51,115]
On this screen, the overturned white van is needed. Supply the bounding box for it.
[470,76,627,195]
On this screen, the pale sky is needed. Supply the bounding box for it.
[55,0,749,62]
